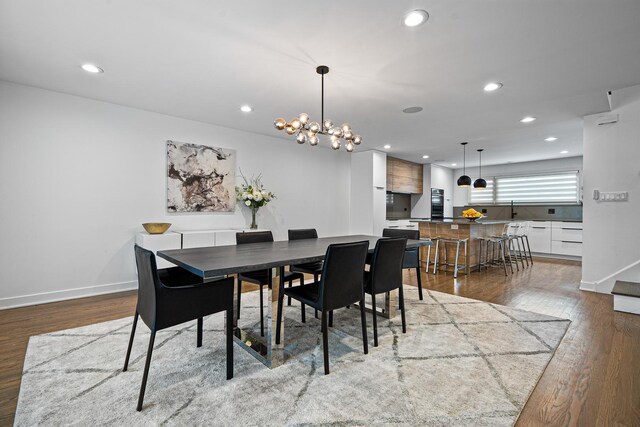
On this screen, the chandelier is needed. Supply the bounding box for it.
[273,65,362,152]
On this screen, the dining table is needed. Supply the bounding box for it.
[158,234,431,368]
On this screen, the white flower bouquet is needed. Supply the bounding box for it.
[236,170,275,229]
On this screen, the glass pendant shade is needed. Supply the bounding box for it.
[457,175,472,187]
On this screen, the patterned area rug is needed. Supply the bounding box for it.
[15,287,570,426]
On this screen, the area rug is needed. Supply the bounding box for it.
[15,286,570,426]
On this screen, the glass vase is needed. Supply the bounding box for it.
[250,207,258,229]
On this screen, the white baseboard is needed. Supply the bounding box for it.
[579,280,597,292]
[0,280,137,310]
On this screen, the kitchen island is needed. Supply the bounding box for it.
[414,220,511,272]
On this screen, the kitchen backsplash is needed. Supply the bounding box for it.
[386,192,412,219]
[453,204,583,221]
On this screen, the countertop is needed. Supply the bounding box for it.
[409,219,511,225]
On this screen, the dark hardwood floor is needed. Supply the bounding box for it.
[1,258,638,426]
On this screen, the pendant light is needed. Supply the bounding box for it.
[474,149,487,189]
[456,142,472,187]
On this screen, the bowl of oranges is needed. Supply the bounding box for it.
[461,208,485,222]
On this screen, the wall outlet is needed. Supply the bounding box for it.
[481,209,487,213]
[548,208,555,214]
[451,224,458,230]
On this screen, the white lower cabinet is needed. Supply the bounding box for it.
[550,221,582,257]
[551,240,583,257]
[528,222,551,254]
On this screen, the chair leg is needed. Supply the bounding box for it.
[314,273,319,319]
[433,239,439,274]
[236,279,242,319]
[287,278,292,306]
[275,282,284,345]
[453,241,460,279]
[360,298,368,355]
[425,244,432,274]
[123,311,138,372]
[197,317,203,348]
[398,285,407,334]
[226,308,233,380]
[371,293,378,347]
[525,235,534,264]
[329,310,333,327]
[415,267,423,300]
[321,311,329,375]
[299,276,306,322]
[259,283,265,337]
[136,329,156,412]
[499,241,508,276]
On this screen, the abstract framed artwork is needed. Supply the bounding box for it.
[167,140,236,212]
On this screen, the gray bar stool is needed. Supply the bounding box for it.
[432,235,469,278]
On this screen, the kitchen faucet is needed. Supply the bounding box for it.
[510,200,517,219]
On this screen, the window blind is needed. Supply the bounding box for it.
[495,172,579,204]
[469,180,494,204]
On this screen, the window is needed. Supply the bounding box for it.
[469,171,579,205]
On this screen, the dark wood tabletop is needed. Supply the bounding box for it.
[158,234,430,278]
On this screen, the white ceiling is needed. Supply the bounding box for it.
[2,0,640,167]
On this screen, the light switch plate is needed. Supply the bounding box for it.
[596,191,628,202]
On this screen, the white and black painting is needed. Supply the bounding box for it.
[167,141,236,212]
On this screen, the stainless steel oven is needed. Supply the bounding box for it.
[431,188,444,220]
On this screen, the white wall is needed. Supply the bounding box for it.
[0,81,351,308]
[349,150,386,236]
[452,157,584,207]
[581,85,640,293]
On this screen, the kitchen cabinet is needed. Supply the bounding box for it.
[386,157,423,194]
[528,221,552,254]
[526,220,582,257]
[551,221,582,257]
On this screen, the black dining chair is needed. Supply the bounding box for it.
[124,245,234,411]
[275,241,369,375]
[382,228,424,300]
[288,228,324,319]
[236,231,303,336]
[365,237,408,347]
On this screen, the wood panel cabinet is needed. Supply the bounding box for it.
[386,157,423,194]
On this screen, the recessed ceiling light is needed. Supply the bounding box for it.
[545,136,558,142]
[560,150,569,154]
[483,82,503,92]
[81,64,103,73]
[520,116,536,123]
[422,155,429,159]
[451,163,457,167]
[403,10,429,27]
[403,106,423,114]
[383,144,391,149]
[240,105,253,113]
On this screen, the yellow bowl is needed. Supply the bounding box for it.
[142,223,172,234]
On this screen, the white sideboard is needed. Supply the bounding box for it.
[136,228,269,269]
[135,232,182,269]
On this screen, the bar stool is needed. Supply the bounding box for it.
[506,222,526,270]
[477,224,513,276]
[432,237,469,278]
[521,221,534,265]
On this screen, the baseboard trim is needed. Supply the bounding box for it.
[0,280,137,310]
[580,280,597,292]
